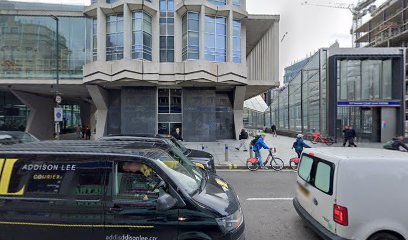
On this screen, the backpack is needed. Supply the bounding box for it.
[250,135,261,147]
[383,140,394,150]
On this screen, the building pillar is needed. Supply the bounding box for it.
[97,7,106,61]
[199,5,205,60]
[227,10,233,62]
[233,86,246,140]
[123,3,132,60]
[152,8,160,62]
[11,90,54,140]
[174,10,182,62]
[86,85,109,139]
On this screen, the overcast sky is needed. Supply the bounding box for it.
[10,0,387,79]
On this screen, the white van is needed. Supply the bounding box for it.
[293,147,408,240]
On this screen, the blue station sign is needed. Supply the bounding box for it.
[337,101,401,107]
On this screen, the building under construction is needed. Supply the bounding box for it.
[355,0,408,136]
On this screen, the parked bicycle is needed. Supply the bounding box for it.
[309,132,335,146]
[246,149,284,171]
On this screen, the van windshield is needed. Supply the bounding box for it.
[155,148,202,195]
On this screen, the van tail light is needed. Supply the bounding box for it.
[334,204,348,226]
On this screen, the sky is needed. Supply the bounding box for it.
[10,0,388,80]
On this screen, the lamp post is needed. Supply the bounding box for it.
[51,15,61,140]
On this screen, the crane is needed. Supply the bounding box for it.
[301,0,377,47]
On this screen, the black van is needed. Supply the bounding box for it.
[0,141,244,240]
[100,135,216,173]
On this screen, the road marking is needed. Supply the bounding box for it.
[246,197,293,201]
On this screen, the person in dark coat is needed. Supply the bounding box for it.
[85,126,91,140]
[236,129,249,151]
[171,128,183,141]
[343,126,357,147]
[292,134,311,158]
[271,124,277,137]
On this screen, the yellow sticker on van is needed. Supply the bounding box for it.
[0,159,25,196]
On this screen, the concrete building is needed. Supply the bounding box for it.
[354,0,408,136]
[266,47,406,142]
[0,0,280,141]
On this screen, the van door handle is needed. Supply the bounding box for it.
[109,207,123,212]
[313,198,318,206]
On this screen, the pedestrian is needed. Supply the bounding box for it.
[383,136,408,151]
[349,126,357,147]
[171,127,183,141]
[271,124,277,137]
[292,134,311,158]
[85,126,91,140]
[81,126,86,139]
[235,129,249,151]
[76,124,81,139]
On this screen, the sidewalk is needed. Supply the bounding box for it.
[183,134,385,169]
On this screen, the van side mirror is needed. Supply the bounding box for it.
[157,192,177,211]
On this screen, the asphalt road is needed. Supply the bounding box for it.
[217,170,321,240]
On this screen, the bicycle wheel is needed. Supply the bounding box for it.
[289,159,298,171]
[270,158,284,171]
[325,137,335,146]
[247,161,259,171]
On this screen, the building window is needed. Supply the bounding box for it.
[160,0,175,62]
[106,15,124,61]
[232,20,241,63]
[92,18,97,61]
[182,12,199,61]
[208,0,226,6]
[158,89,182,113]
[204,15,226,62]
[106,0,117,3]
[132,11,152,61]
[232,0,240,6]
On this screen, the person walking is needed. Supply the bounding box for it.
[76,125,81,139]
[343,126,356,147]
[85,126,91,140]
[271,124,277,137]
[253,133,270,170]
[171,128,183,141]
[292,134,311,158]
[235,129,249,151]
[349,126,357,147]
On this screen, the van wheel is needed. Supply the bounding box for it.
[369,232,401,240]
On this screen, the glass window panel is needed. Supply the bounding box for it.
[299,155,314,182]
[315,162,332,194]
[382,60,392,99]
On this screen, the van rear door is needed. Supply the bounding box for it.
[0,155,108,240]
[307,155,337,235]
[296,154,315,215]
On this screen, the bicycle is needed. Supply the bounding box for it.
[309,132,335,146]
[246,149,284,171]
[289,157,300,170]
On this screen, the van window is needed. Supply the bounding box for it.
[113,161,162,206]
[299,155,314,182]
[314,162,332,193]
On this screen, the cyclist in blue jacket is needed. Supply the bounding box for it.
[292,134,311,158]
[253,133,270,170]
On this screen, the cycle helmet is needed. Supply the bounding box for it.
[297,134,304,139]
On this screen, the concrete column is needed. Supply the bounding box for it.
[227,10,233,63]
[97,7,106,61]
[11,90,54,140]
[273,21,279,84]
[152,10,160,62]
[87,85,109,139]
[199,5,205,60]
[123,3,132,60]
[233,86,246,139]
[174,10,182,62]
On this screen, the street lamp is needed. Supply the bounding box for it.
[51,15,61,140]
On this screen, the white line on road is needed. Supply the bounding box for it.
[246,198,293,201]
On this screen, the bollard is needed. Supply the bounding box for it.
[201,144,205,151]
[225,144,229,162]
[274,147,277,153]
[249,146,253,158]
